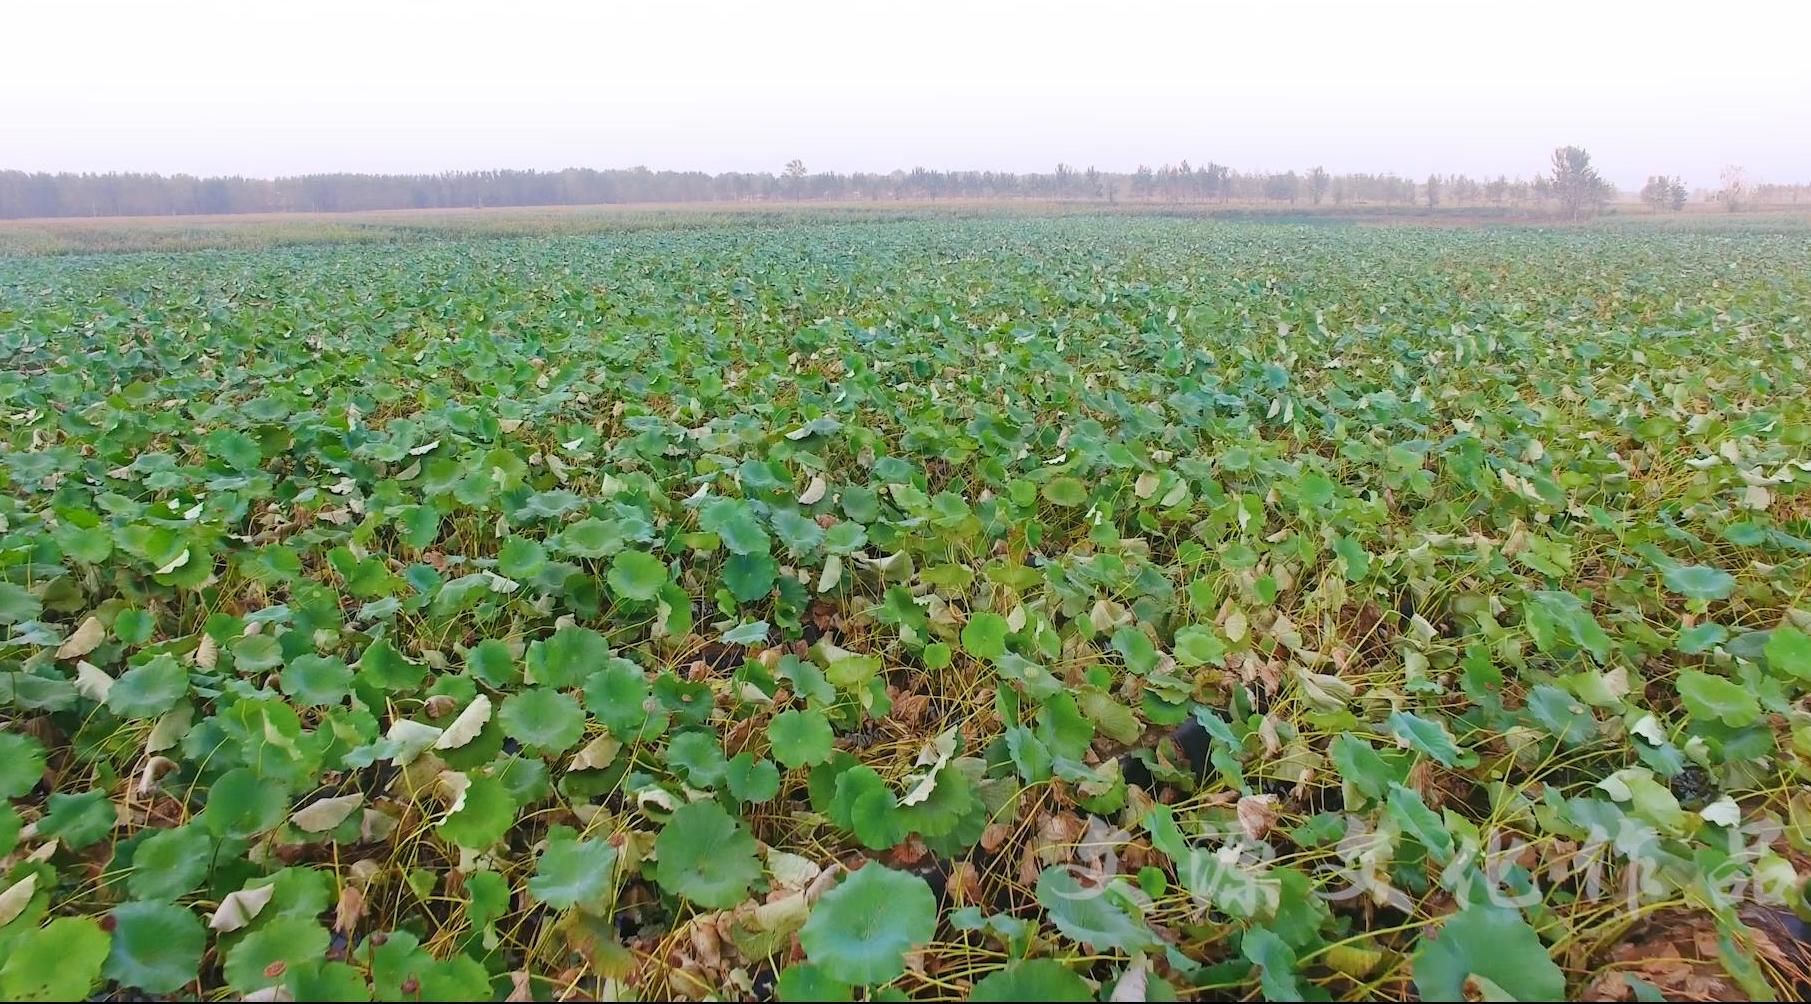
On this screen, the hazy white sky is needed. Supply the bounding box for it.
[4,0,1807,189]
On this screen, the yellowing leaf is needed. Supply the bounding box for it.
[384,719,443,764]
[432,694,492,750]
[57,616,106,659]
[210,882,276,932]
[798,475,827,505]
[569,733,622,771]
[73,660,114,701]
[291,793,364,833]
[0,873,38,928]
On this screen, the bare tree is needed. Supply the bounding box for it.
[1307,166,1330,206]
[1425,173,1440,208]
[1718,165,1749,212]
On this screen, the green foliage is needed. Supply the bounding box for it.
[769,709,835,768]
[1413,906,1565,1001]
[0,917,110,1000]
[0,733,45,798]
[128,825,213,900]
[800,865,937,985]
[969,959,1093,1000]
[37,789,116,849]
[654,801,761,908]
[528,826,618,910]
[5,215,1810,1001]
[497,688,585,754]
[104,901,204,994]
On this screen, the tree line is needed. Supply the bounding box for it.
[0,148,1787,219]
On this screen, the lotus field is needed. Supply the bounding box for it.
[4,216,1811,1001]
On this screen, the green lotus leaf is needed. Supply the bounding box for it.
[104,900,205,994]
[128,824,214,899]
[1386,710,1470,767]
[38,788,116,849]
[0,582,41,624]
[555,516,626,558]
[1036,865,1157,952]
[528,825,619,910]
[104,654,189,718]
[438,773,517,849]
[720,619,770,645]
[528,625,609,688]
[776,963,853,1002]
[654,800,761,908]
[224,916,329,993]
[1041,476,1087,507]
[497,535,549,578]
[799,864,937,985]
[0,916,110,1001]
[356,637,426,691]
[769,709,835,768]
[668,729,728,787]
[113,608,155,645]
[771,508,826,556]
[279,653,353,706]
[497,687,585,754]
[1242,927,1305,1001]
[0,732,46,799]
[466,637,521,688]
[607,549,668,602]
[969,959,1093,1001]
[202,767,291,839]
[1763,626,1811,680]
[723,551,779,602]
[1661,564,1736,601]
[725,752,781,803]
[1173,625,1226,667]
[699,498,770,555]
[1677,669,1760,726]
[1412,905,1564,1001]
[230,633,283,672]
[961,611,1009,660]
[584,656,653,739]
[285,961,371,1001]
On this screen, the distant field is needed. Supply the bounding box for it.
[5,198,1808,256]
[3,215,1811,1001]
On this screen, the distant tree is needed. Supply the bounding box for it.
[1130,165,1154,198]
[779,159,808,200]
[1264,171,1300,203]
[1718,164,1749,212]
[1425,174,1440,208]
[1641,175,1687,211]
[1754,181,1811,203]
[2,159,1768,220]
[1082,166,1104,199]
[196,177,233,214]
[1204,162,1230,202]
[1307,166,1330,205]
[1549,146,1610,219]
